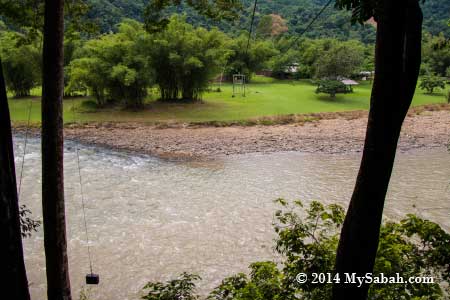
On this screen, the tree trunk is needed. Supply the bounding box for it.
[332,0,422,299]
[0,58,31,300]
[41,0,72,300]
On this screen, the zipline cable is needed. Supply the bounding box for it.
[236,0,258,96]
[245,0,258,54]
[240,0,332,90]
[283,0,334,53]
[18,100,32,198]
[72,99,94,275]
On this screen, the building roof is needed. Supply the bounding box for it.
[341,79,359,85]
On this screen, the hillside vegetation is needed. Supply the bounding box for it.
[86,0,450,41]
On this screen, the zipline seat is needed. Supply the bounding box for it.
[86,273,100,285]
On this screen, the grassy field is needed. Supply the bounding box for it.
[8,76,448,124]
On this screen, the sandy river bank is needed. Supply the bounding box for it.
[14,106,450,159]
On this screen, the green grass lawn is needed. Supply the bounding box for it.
[8,77,448,124]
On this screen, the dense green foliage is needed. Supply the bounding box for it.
[68,20,151,107]
[314,40,364,79]
[1,0,448,106]
[143,0,242,33]
[1,0,448,108]
[142,273,201,300]
[68,17,231,103]
[146,16,229,101]
[142,200,450,300]
[225,34,278,80]
[83,0,450,41]
[0,29,41,97]
[0,0,96,37]
[419,74,446,94]
[421,0,450,37]
[269,38,372,79]
[422,33,450,77]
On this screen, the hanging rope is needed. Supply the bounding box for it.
[18,100,32,198]
[283,0,334,53]
[76,145,94,274]
[72,99,94,275]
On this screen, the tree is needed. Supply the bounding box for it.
[419,74,446,94]
[315,41,364,79]
[256,14,288,39]
[0,57,31,300]
[316,80,352,98]
[0,30,42,97]
[332,0,423,299]
[422,33,450,76]
[255,15,273,39]
[144,0,242,33]
[225,34,278,81]
[41,0,72,300]
[0,2,43,299]
[68,19,151,107]
[295,38,336,79]
[145,16,230,101]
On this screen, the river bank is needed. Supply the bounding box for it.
[13,106,450,159]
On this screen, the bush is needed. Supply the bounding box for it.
[142,273,201,300]
[142,200,450,300]
[315,80,352,98]
[420,74,446,94]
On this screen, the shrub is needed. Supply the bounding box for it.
[420,75,446,94]
[142,272,201,300]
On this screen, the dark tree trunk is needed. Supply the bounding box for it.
[332,0,422,299]
[41,0,72,300]
[0,59,31,300]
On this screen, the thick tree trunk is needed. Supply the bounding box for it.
[0,59,31,300]
[41,1,72,300]
[332,0,422,299]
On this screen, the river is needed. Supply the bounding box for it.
[14,137,450,300]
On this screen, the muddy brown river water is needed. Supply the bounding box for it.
[15,137,450,300]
